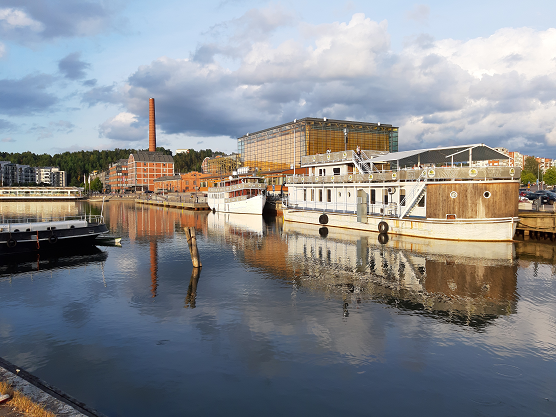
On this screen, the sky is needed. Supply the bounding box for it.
[1,0,556,158]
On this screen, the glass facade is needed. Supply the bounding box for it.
[238,118,398,172]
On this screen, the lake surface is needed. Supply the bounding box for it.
[0,201,555,416]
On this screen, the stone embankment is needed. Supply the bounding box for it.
[0,357,105,417]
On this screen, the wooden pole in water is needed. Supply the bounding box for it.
[184,227,202,267]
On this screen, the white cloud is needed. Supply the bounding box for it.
[0,42,5,58]
[99,112,146,142]
[1,137,14,142]
[90,11,556,156]
[0,8,43,32]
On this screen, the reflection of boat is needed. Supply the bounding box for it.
[0,215,108,255]
[207,212,265,235]
[0,246,108,278]
[284,146,520,241]
[208,176,266,214]
[282,223,518,327]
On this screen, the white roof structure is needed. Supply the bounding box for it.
[368,144,509,167]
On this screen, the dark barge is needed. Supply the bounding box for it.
[0,215,108,255]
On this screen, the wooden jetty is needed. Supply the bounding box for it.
[516,211,556,240]
[135,198,210,211]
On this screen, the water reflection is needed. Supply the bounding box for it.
[185,268,201,308]
[0,246,108,278]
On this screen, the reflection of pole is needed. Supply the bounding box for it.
[185,267,201,308]
[150,241,158,297]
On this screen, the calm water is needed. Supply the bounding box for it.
[0,201,555,416]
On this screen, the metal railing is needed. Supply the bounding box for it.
[0,214,104,225]
[286,166,521,184]
[208,182,264,193]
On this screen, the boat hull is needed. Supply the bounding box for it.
[283,209,518,242]
[209,194,266,215]
[0,224,109,255]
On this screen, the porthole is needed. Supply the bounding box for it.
[483,191,491,199]
[450,191,457,199]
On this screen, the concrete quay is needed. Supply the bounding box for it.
[0,357,105,417]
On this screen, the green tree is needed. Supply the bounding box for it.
[543,167,556,186]
[521,171,537,185]
[524,157,539,178]
[90,177,103,192]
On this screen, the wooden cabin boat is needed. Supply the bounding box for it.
[283,144,520,241]
[0,215,108,255]
[208,176,266,215]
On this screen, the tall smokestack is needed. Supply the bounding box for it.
[149,98,156,152]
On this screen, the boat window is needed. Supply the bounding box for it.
[399,189,406,206]
[333,168,340,175]
[383,191,388,204]
[303,189,306,201]
[327,189,331,202]
[319,189,323,202]
[370,189,375,204]
[418,195,425,207]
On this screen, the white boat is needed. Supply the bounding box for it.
[283,144,521,241]
[208,176,266,215]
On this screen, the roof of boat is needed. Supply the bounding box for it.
[368,144,509,166]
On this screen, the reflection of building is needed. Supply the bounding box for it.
[237,118,399,173]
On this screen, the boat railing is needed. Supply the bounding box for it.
[286,166,520,184]
[0,214,104,225]
[208,182,264,193]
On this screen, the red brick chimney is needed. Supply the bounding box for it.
[149,98,156,152]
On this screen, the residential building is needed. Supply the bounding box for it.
[109,159,129,193]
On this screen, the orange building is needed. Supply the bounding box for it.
[154,171,203,193]
[127,151,174,192]
[108,159,128,193]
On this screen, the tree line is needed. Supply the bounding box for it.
[0,147,224,186]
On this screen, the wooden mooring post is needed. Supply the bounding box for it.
[184,227,202,268]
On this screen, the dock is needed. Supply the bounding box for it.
[516,210,556,240]
[135,196,210,211]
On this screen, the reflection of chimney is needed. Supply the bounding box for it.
[149,98,156,152]
[150,241,158,297]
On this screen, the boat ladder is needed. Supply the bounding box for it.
[399,181,426,219]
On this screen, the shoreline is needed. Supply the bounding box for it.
[0,357,105,417]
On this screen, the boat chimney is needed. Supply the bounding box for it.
[149,98,156,152]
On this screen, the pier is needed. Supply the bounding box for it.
[516,210,556,240]
[135,195,210,211]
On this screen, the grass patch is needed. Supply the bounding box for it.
[0,381,55,417]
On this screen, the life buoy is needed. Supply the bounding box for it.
[378,233,389,245]
[6,238,16,248]
[319,214,329,225]
[49,235,58,244]
[378,221,389,234]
